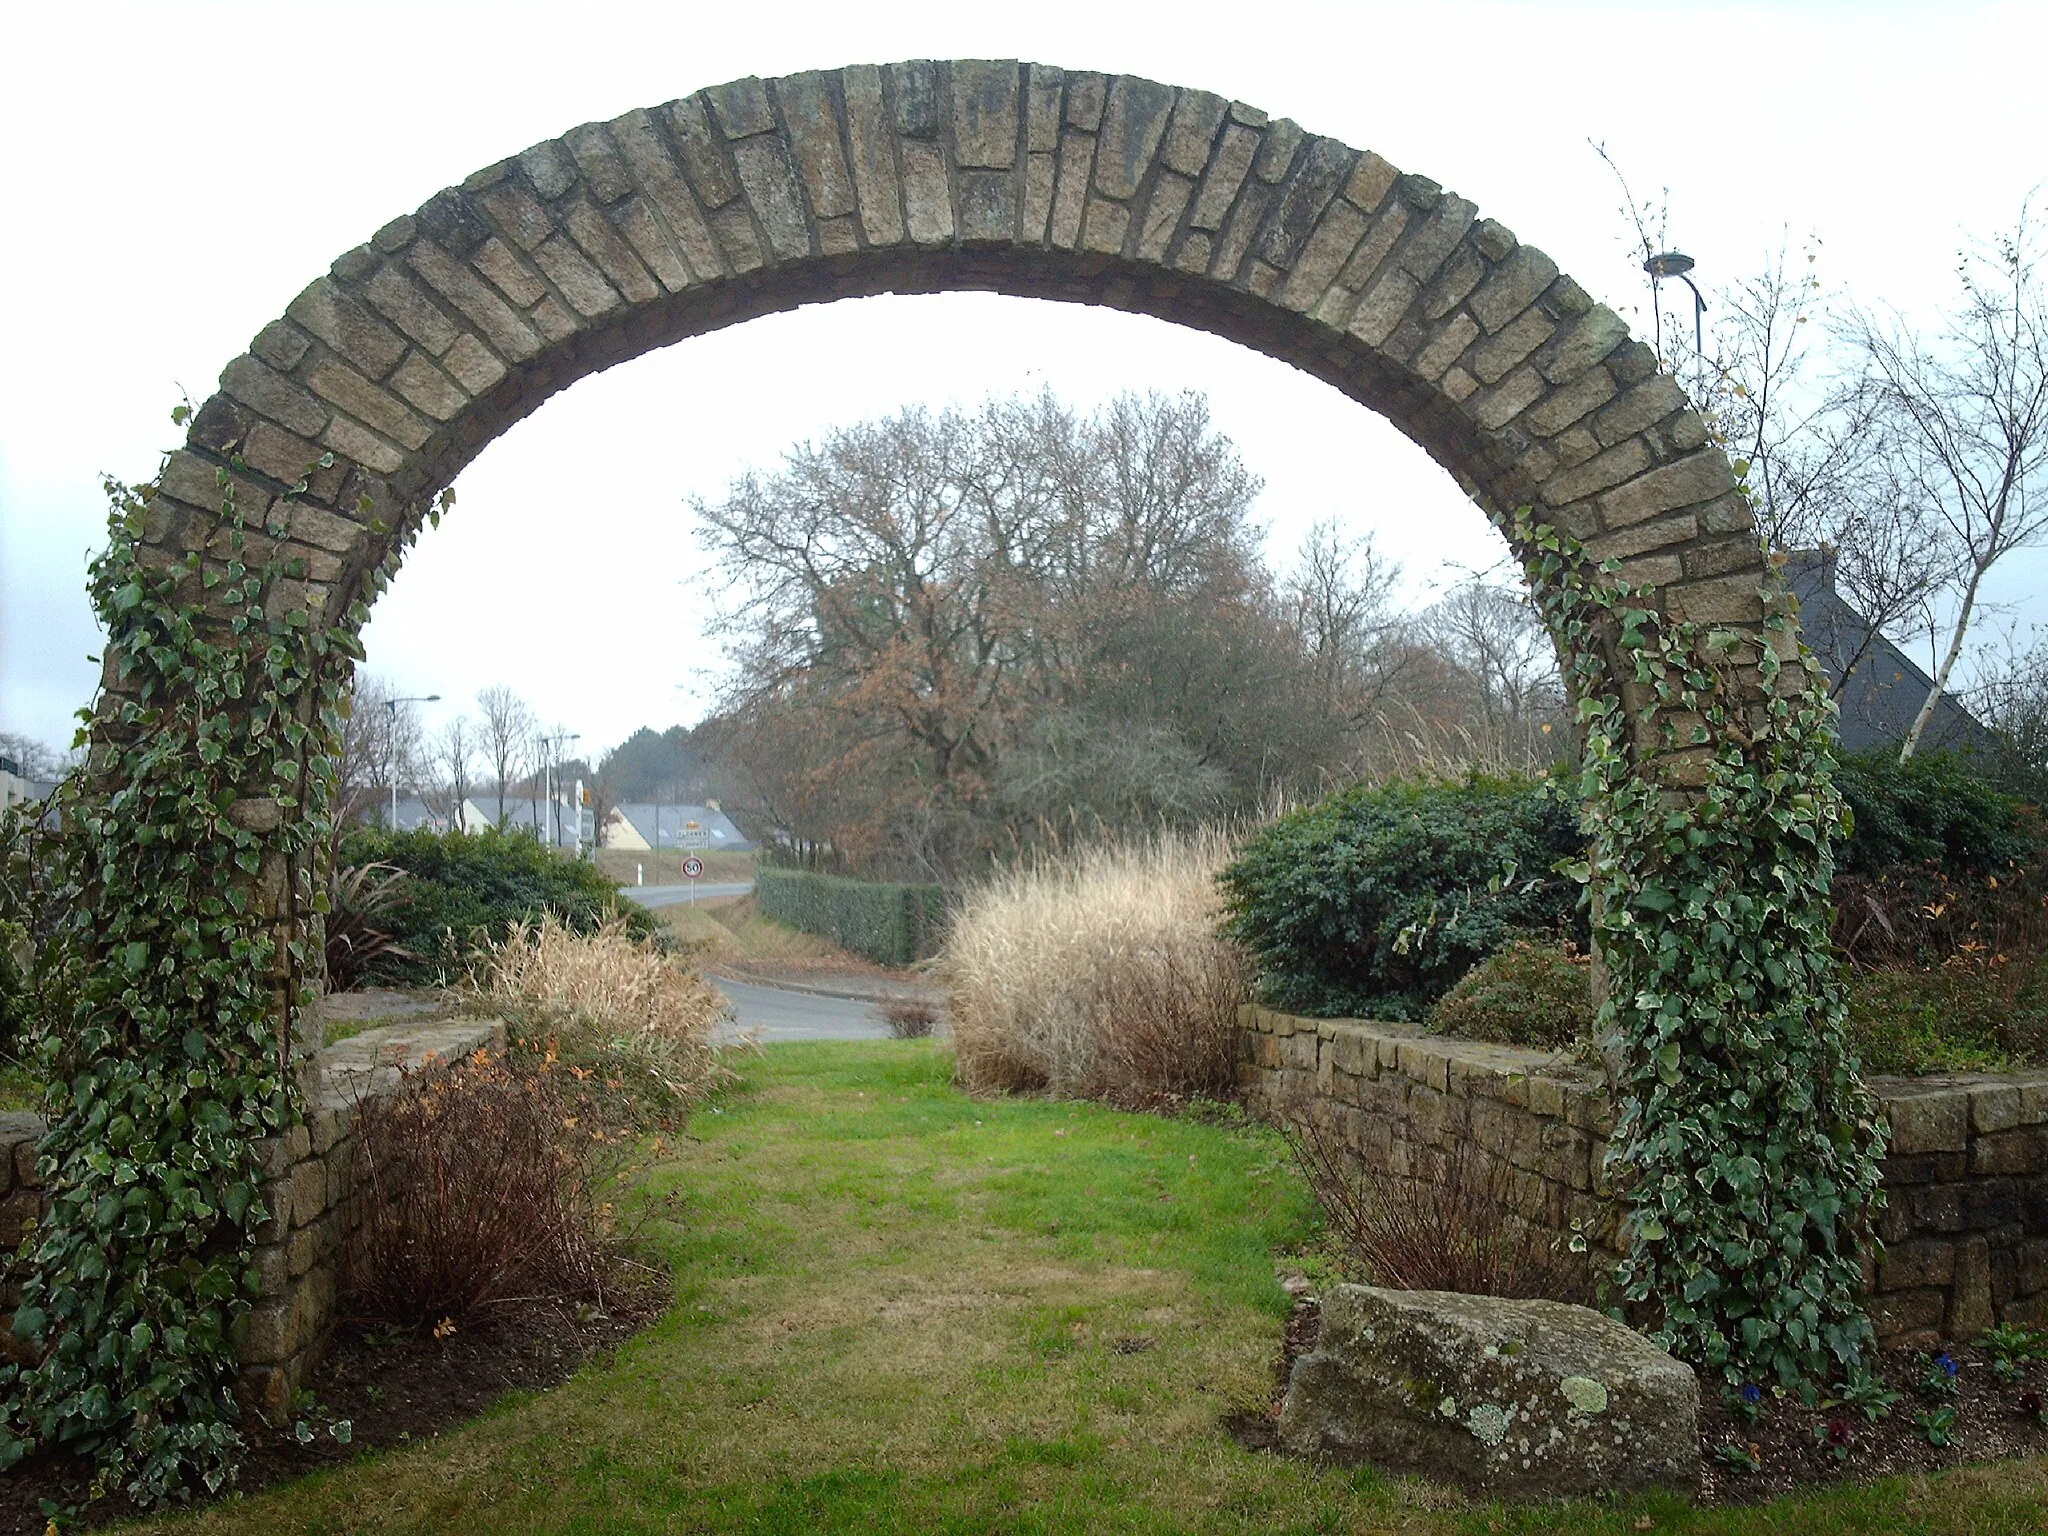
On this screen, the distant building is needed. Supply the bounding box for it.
[382,795,494,835]
[0,756,59,814]
[490,795,589,848]
[604,802,751,852]
[1786,549,1995,756]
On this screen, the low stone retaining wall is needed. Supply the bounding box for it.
[0,1014,499,1419]
[1241,1005,2048,1349]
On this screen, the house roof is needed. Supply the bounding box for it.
[612,803,750,850]
[1785,550,1995,756]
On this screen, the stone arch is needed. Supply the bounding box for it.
[127,60,1777,1028]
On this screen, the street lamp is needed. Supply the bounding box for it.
[1643,250,1706,358]
[385,693,440,829]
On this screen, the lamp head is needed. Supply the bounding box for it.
[1644,250,1695,279]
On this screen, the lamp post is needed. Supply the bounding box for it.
[385,693,440,829]
[1644,250,1706,359]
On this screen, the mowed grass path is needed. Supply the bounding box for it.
[120,1042,2048,1535]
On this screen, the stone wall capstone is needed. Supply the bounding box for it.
[1241,1005,2048,1349]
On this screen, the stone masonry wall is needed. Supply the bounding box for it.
[1241,1005,2048,1349]
[0,1017,498,1420]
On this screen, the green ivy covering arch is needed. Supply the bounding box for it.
[1513,505,1886,1390]
[0,443,436,1501]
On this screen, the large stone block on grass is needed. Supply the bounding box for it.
[1277,1284,1699,1496]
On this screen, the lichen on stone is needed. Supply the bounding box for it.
[1467,1403,1511,1446]
[1559,1375,1609,1415]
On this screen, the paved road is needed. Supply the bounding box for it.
[621,881,754,910]
[712,975,896,1043]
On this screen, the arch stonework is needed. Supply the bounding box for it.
[132,58,1783,1041]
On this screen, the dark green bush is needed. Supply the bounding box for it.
[1426,939,1594,1050]
[1833,748,2032,878]
[335,827,657,986]
[755,866,946,967]
[1219,773,1588,1021]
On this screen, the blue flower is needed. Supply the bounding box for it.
[1740,1384,1763,1404]
[1936,1352,1958,1377]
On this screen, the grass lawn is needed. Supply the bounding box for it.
[115,1042,2048,1535]
[0,1058,40,1111]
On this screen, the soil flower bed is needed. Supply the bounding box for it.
[0,1276,664,1534]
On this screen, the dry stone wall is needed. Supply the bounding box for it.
[0,1018,498,1419]
[1241,1006,2048,1349]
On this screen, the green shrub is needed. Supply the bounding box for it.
[1219,772,1588,1021]
[1426,939,1593,1050]
[755,866,946,967]
[335,827,658,986]
[1833,748,2032,878]
[1846,959,2048,1075]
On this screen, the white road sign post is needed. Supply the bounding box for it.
[682,854,703,905]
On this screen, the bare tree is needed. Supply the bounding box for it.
[1595,143,1968,708]
[1415,579,1568,772]
[1968,626,2048,795]
[1846,202,2048,759]
[695,388,1271,874]
[1284,519,1408,721]
[336,674,427,829]
[0,732,69,782]
[475,684,537,827]
[432,717,479,831]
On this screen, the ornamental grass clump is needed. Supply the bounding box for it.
[943,831,1248,1105]
[473,915,730,1103]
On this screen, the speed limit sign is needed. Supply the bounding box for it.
[681,856,704,880]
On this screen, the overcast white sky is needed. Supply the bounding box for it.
[3,1,2044,760]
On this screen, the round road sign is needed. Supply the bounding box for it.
[681,856,704,880]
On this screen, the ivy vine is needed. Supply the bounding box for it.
[1509,505,1885,1391]
[0,431,369,1503]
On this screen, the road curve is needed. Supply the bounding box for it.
[620,881,754,910]
[712,975,896,1043]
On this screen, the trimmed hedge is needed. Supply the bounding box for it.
[336,827,659,986]
[1219,772,1589,1022]
[755,866,946,967]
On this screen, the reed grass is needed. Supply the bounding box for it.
[943,830,1247,1104]
[471,915,731,1100]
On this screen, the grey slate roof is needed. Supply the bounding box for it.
[1785,549,1995,756]
[613,803,751,851]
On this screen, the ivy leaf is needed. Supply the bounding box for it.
[1656,1042,1683,1084]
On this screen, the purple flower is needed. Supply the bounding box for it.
[1826,1417,1854,1447]
[1741,1383,1763,1405]
[1936,1352,1958,1377]
[2021,1390,2044,1416]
